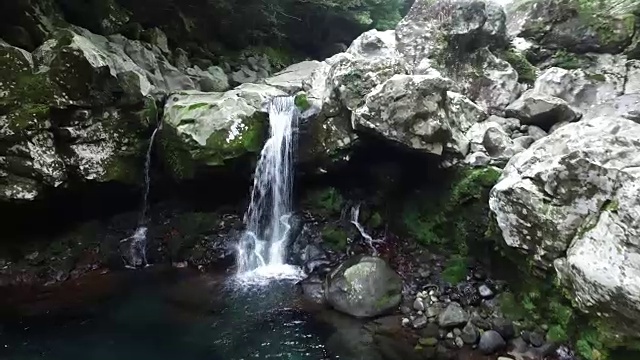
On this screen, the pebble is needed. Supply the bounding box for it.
[454,336,464,348]
[402,318,410,327]
[446,332,454,339]
[413,298,425,311]
[478,284,494,299]
[412,315,428,329]
[453,328,462,336]
[492,318,516,340]
[438,303,469,328]
[529,331,545,347]
[461,322,479,344]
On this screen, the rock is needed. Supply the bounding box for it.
[527,125,547,140]
[465,152,491,167]
[461,322,479,344]
[263,61,322,94]
[186,66,229,92]
[478,284,494,299]
[420,322,441,338]
[160,85,285,179]
[507,0,636,54]
[454,336,464,348]
[352,72,486,157]
[402,318,411,327]
[412,316,428,329]
[529,332,545,347]
[582,93,640,123]
[492,318,516,340]
[626,60,640,94]
[396,0,520,113]
[438,302,469,328]
[490,116,640,337]
[299,275,326,305]
[413,298,425,312]
[325,255,403,318]
[142,27,170,55]
[505,90,581,131]
[174,48,190,70]
[426,302,445,318]
[231,65,258,84]
[483,127,514,158]
[418,337,438,347]
[479,330,507,355]
[532,60,627,113]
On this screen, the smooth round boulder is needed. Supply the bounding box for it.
[324,255,402,318]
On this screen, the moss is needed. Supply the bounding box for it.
[195,113,266,166]
[402,167,501,258]
[304,187,345,218]
[294,93,311,112]
[368,211,383,229]
[159,127,197,180]
[441,255,468,283]
[321,225,348,251]
[552,50,587,69]
[500,48,538,84]
[586,73,607,82]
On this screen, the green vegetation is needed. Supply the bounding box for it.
[500,48,538,84]
[321,224,349,251]
[303,187,345,218]
[294,93,311,111]
[402,167,501,252]
[441,255,468,283]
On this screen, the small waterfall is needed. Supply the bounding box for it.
[235,96,302,281]
[350,203,384,255]
[121,125,160,268]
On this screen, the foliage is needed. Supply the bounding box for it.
[321,224,349,250]
[402,167,500,256]
[304,187,345,217]
[441,255,467,283]
[500,48,538,84]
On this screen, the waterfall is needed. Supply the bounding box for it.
[122,125,160,269]
[235,96,302,280]
[350,203,384,255]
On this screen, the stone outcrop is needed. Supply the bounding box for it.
[160,84,285,180]
[489,116,640,337]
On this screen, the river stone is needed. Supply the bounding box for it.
[160,84,285,179]
[437,302,469,328]
[325,255,403,318]
[491,318,515,340]
[505,90,581,131]
[352,71,486,157]
[489,116,640,338]
[478,330,506,355]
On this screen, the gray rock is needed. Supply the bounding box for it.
[465,152,491,167]
[505,90,581,130]
[478,330,506,355]
[161,85,285,179]
[144,27,170,55]
[529,331,545,347]
[231,65,258,84]
[438,303,469,328]
[412,315,428,329]
[300,275,326,305]
[492,318,516,339]
[325,255,403,318]
[478,284,494,299]
[174,48,190,70]
[353,71,486,157]
[626,60,640,94]
[461,322,479,344]
[426,303,445,318]
[483,126,514,157]
[527,125,547,140]
[582,93,640,123]
[489,116,640,338]
[263,61,321,94]
[413,298,425,312]
[420,322,441,338]
[186,66,230,92]
[513,135,536,150]
[548,121,570,133]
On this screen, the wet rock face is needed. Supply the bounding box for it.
[324,255,403,318]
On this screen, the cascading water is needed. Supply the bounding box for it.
[235,96,302,281]
[121,125,160,269]
[350,203,384,255]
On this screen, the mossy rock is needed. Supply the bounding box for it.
[499,48,538,84]
[160,90,277,179]
[321,224,349,251]
[303,187,345,218]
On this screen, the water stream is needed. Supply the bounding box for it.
[235,96,302,281]
[121,125,160,268]
[350,203,384,255]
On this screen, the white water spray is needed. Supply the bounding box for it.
[235,96,303,282]
[122,126,160,268]
[350,203,384,255]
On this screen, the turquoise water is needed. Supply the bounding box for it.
[0,270,334,360]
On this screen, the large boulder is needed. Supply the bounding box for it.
[396,0,520,114]
[489,116,640,336]
[160,84,285,179]
[582,93,640,122]
[506,0,637,54]
[531,55,628,113]
[352,71,486,157]
[505,90,581,130]
[325,255,403,318]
